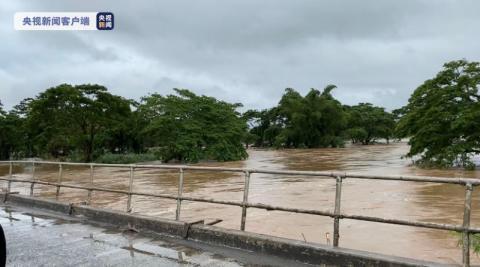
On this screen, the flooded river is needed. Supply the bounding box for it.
[1,141,480,264]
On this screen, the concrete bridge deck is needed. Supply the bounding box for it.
[0,204,308,267]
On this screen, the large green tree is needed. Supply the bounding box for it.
[138,89,248,162]
[245,86,346,148]
[345,103,396,145]
[275,86,346,148]
[0,101,27,159]
[396,60,480,168]
[25,84,133,162]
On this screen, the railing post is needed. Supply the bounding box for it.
[55,164,63,201]
[87,164,94,205]
[29,161,35,196]
[240,171,251,231]
[126,166,135,212]
[7,162,13,193]
[333,175,343,247]
[175,168,184,221]
[462,183,473,267]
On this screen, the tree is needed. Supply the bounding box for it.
[244,86,346,149]
[0,102,11,159]
[345,103,396,145]
[0,101,27,160]
[25,84,133,162]
[396,60,480,168]
[275,85,346,148]
[101,100,144,154]
[138,89,248,163]
[243,108,281,147]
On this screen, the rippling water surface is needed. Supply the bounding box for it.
[1,141,480,264]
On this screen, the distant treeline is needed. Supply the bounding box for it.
[244,85,396,149]
[1,59,479,168]
[0,84,396,163]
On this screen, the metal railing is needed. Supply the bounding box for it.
[0,160,479,266]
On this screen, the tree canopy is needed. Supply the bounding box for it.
[246,85,352,148]
[345,103,396,145]
[243,108,281,147]
[0,100,27,160]
[138,89,248,162]
[1,83,398,163]
[396,60,480,168]
[20,84,134,162]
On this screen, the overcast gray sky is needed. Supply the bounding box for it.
[1,0,479,111]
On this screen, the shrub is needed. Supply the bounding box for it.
[95,153,158,164]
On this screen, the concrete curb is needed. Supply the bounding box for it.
[1,193,452,267]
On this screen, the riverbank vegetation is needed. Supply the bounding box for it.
[0,84,396,163]
[1,59,478,168]
[243,86,396,148]
[0,85,247,163]
[396,60,480,169]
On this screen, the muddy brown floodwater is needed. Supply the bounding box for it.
[1,141,480,265]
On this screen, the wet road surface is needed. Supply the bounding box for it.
[0,204,310,267]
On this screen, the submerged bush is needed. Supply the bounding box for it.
[456,232,480,255]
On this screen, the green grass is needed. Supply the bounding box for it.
[95,153,158,164]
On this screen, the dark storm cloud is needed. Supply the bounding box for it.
[1,0,480,111]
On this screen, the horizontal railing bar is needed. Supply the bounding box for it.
[1,178,130,195]
[339,214,480,233]
[344,173,479,185]
[0,161,247,172]
[3,176,480,234]
[249,169,337,178]
[0,177,243,206]
[247,202,480,234]
[2,160,480,185]
[246,202,335,217]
